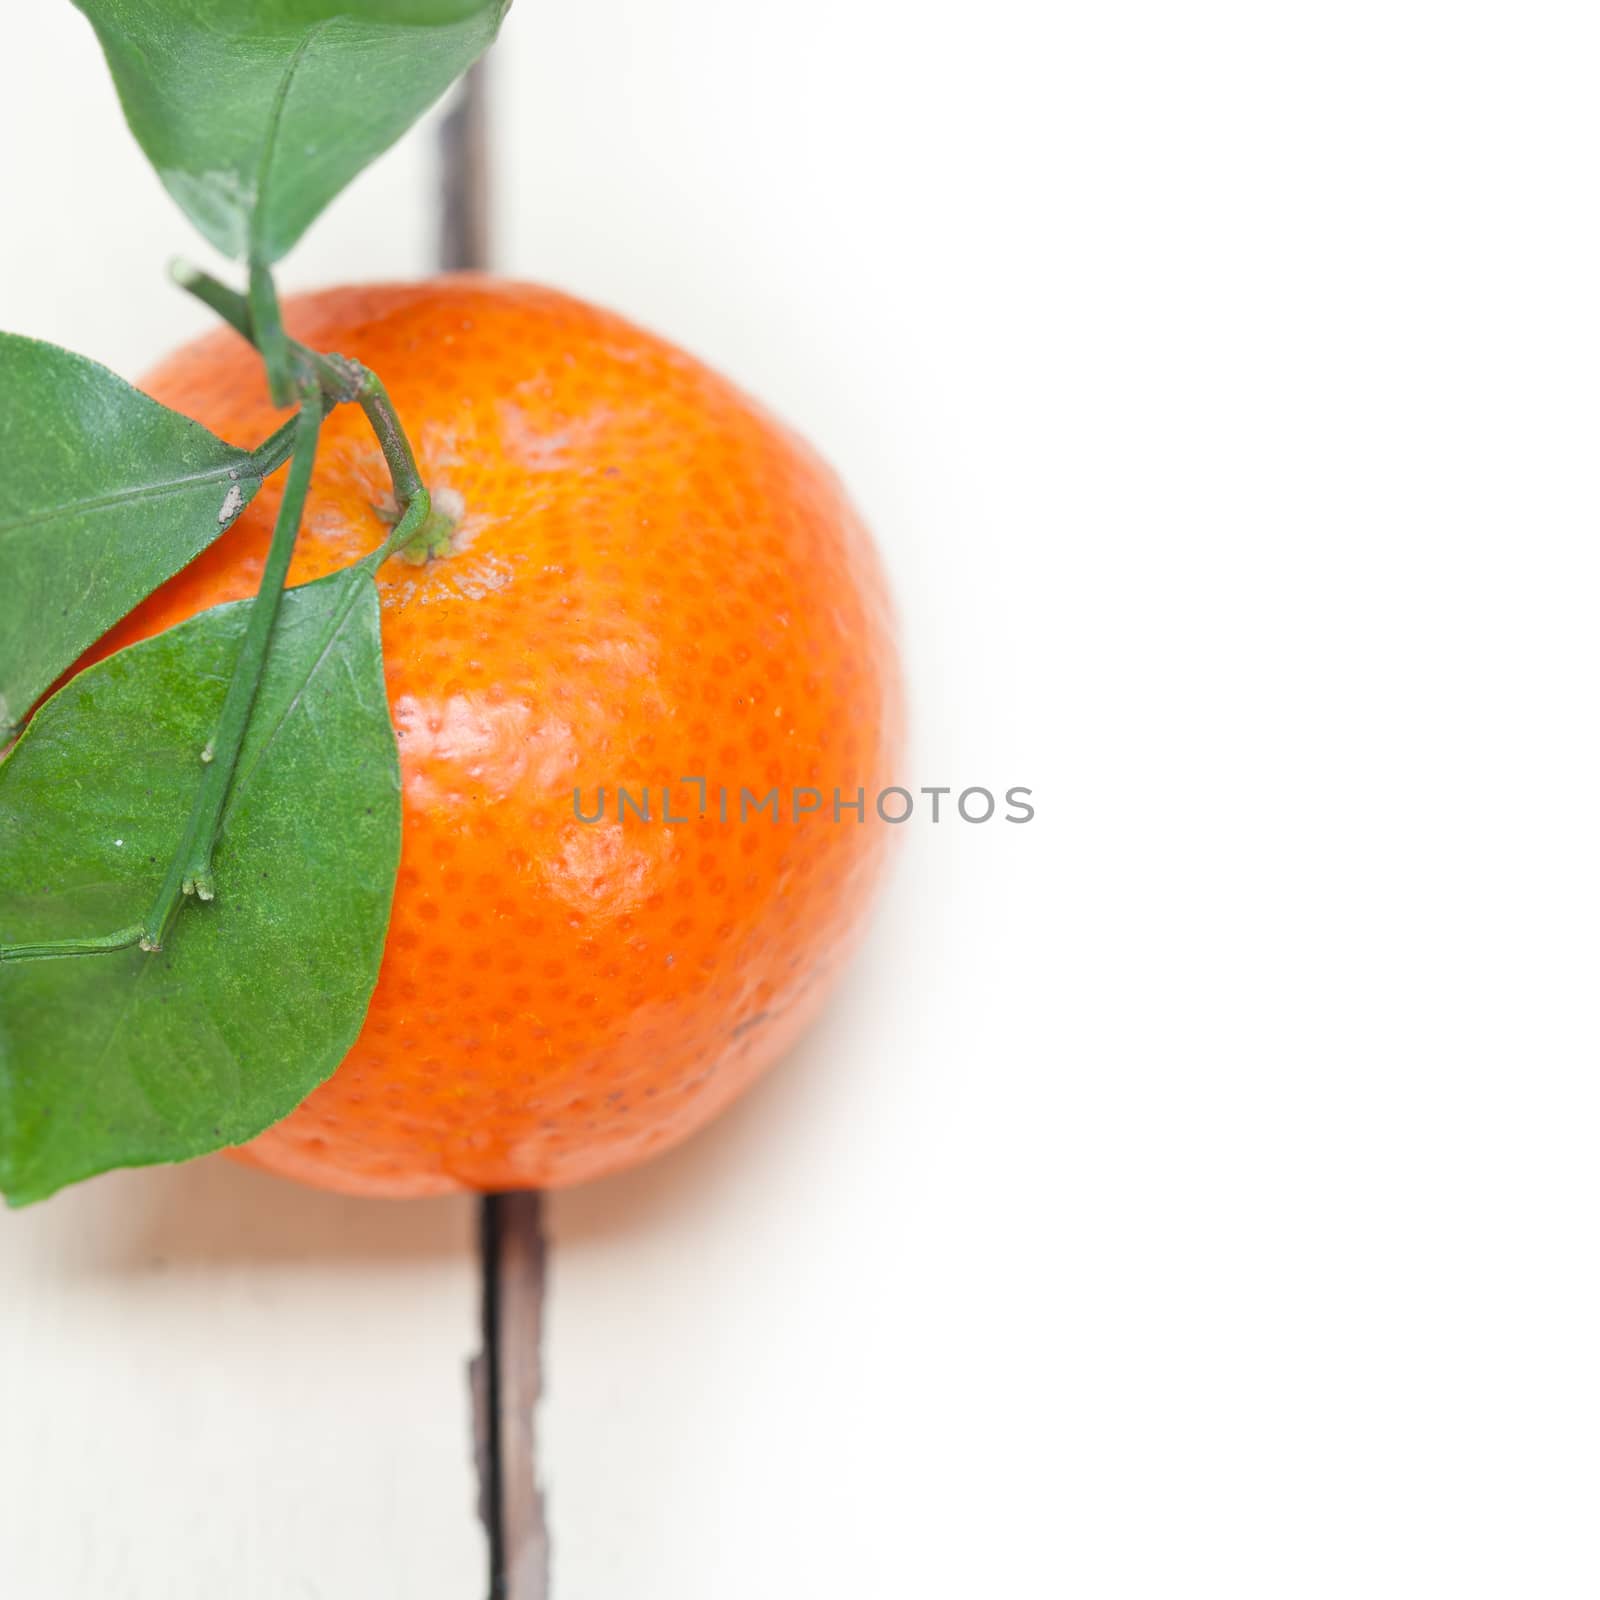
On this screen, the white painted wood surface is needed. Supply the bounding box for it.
[0,1164,481,1598]
[501,4,1600,1598]
[8,4,1600,1598]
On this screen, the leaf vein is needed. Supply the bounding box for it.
[222,579,370,822]
[0,462,254,542]
[249,18,337,260]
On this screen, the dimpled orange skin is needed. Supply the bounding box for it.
[96,277,903,1196]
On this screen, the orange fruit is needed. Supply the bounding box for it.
[97,278,903,1196]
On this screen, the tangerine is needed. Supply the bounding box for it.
[98,278,903,1195]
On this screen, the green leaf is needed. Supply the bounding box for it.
[0,570,400,1205]
[73,0,510,263]
[0,332,274,745]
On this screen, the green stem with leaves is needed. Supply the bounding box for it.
[1,261,442,967]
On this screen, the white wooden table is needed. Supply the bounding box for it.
[6,4,1600,1597]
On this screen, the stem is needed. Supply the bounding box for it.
[173,260,427,514]
[249,257,294,407]
[355,369,425,507]
[174,261,363,404]
[358,484,435,574]
[249,413,302,479]
[171,258,254,342]
[0,926,146,965]
[141,381,326,952]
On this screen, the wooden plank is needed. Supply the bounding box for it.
[505,2,1600,1596]
[0,1162,483,1598]
[0,10,488,1596]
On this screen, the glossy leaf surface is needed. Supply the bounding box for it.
[0,571,400,1204]
[73,0,510,262]
[0,331,267,744]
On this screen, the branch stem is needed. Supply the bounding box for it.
[172,259,254,341]
[141,381,326,952]
[355,369,425,507]
[248,257,294,407]
[249,413,302,479]
[172,259,427,515]
[359,484,435,573]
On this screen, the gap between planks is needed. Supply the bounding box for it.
[439,58,552,1600]
[477,1193,550,1600]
